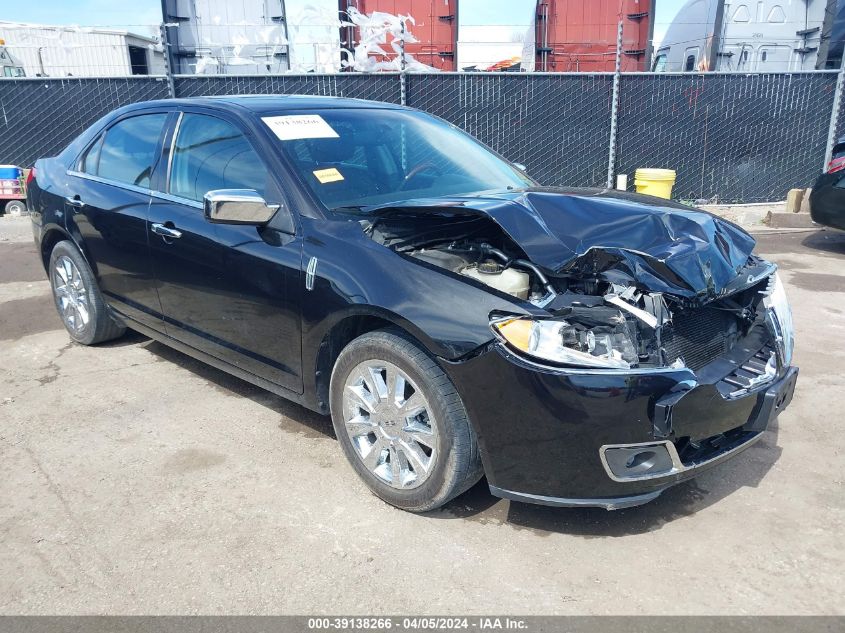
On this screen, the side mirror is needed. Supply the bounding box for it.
[204,189,280,226]
[513,162,527,172]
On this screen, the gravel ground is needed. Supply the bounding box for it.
[0,216,842,615]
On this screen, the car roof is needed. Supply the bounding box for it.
[125,94,406,115]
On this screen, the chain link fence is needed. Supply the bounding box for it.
[0,70,842,203]
[617,72,838,203]
[405,73,614,189]
[0,77,170,167]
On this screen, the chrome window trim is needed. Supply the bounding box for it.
[165,111,184,195]
[67,169,204,210]
[149,190,203,210]
[65,170,152,197]
[598,433,763,483]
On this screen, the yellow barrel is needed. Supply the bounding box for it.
[634,168,676,199]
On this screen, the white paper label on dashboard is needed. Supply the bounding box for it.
[261,115,339,141]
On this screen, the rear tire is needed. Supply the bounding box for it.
[48,240,125,345]
[330,329,483,512]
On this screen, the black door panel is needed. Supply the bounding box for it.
[147,196,303,391]
[65,112,169,329]
[68,178,162,328]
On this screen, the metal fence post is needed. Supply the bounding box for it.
[606,20,623,189]
[824,56,845,170]
[399,18,407,106]
[160,23,177,99]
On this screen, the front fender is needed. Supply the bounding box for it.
[299,216,533,363]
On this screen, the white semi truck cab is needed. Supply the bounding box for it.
[0,39,25,77]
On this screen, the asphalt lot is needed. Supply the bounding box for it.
[1,215,843,615]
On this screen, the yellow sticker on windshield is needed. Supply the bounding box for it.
[313,168,344,184]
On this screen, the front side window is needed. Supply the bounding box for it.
[95,114,168,188]
[169,113,269,202]
[268,109,534,212]
[652,54,667,72]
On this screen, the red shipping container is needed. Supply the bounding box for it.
[536,0,652,72]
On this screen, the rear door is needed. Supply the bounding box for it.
[67,111,170,330]
[146,110,304,393]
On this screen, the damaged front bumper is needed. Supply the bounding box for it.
[441,322,798,510]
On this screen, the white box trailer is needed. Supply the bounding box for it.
[162,0,345,74]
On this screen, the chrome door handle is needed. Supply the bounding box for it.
[151,223,183,239]
[65,196,85,208]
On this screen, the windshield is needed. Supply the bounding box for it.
[265,108,534,212]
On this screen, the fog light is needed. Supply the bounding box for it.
[602,443,676,481]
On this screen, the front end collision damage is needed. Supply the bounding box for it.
[355,187,797,508]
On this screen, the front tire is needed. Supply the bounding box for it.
[330,329,483,512]
[48,240,125,345]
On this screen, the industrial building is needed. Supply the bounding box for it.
[0,22,165,77]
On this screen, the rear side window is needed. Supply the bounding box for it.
[81,134,104,175]
[169,113,268,202]
[94,114,168,188]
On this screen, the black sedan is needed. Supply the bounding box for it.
[810,136,845,230]
[28,96,797,512]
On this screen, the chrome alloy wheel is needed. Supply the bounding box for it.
[52,255,90,333]
[342,360,438,489]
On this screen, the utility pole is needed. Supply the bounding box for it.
[399,17,407,106]
[160,22,176,99]
[606,20,623,189]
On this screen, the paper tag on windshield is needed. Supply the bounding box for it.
[262,115,339,141]
[313,168,344,184]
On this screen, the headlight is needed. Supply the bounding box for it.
[493,317,637,369]
[764,272,794,366]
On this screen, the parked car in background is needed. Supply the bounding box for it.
[27,96,797,513]
[810,136,845,231]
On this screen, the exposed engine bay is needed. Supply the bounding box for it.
[363,209,776,371]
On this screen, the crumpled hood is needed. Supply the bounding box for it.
[373,187,757,300]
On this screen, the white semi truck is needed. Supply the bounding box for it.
[654,0,833,72]
[0,38,25,77]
